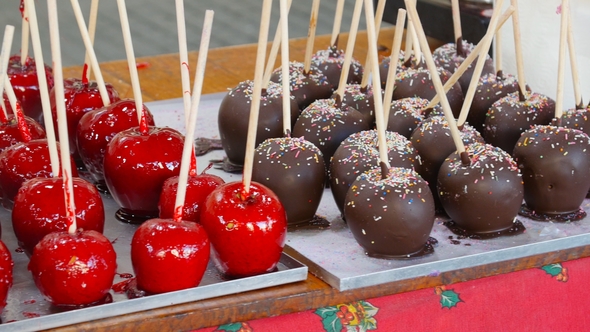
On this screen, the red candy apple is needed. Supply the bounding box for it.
[5,55,54,124]
[49,78,119,164]
[131,218,210,294]
[0,240,13,313]
[28,229,117,307]
[200,181,287,278]
[12,176,105,254]
[0,114,45,152]
[76,99,155,191]
[103,126,184,223]
[0,139,78,207]
[158,167,224,223]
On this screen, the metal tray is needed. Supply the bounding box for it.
[0,93,307,331]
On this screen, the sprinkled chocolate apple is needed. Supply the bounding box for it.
[270,61,332,110]
[312,45,363,91]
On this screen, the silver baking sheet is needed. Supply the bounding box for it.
[0,93,307,331]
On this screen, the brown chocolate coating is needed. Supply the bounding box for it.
[468,72,520,133]
[270,61,332,110]
[386,97,429,139]
[513,125,590,215]
[330,130,419,216]
[392,66,464,118]
[438,142,524,234]
[557,107,590,135]
[483,92,556,155]
[292,98,370,165]
[344,167,435,258]
[433,40,495,93]
[312,46,363,90]
[410,116,484,210]
[218,81,299,166]
[378,51,426,88]
[338,84,375,127]
[252,137,326,226]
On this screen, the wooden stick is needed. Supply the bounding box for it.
[303,0,321,73]
[426,7,514,109]
[457,0,506,127]
[330,0,345,47]
[409,17,421,65]
[403,0,415,62]
[20,3,29,66]
[173,10,214,223]
[510,0,527,100]
[383,9,407,124]
[555,0,569,119]
[175,0,191,124]
[83,0,99,81]
[567,10,582,108]
[262,0,292,89]
[48,0,77,234]
[495,18,502,73]
[279,0,291,134]
[24,0,60,177]
[360,0,386,88]
[405,0,467,159]
[5,78,32,142]
[71,0,111,107]
[116,0,148,134]
[0,25,15,121]
[364,0,390,171]
[451,0,462,42]
[242,0,273,195]
[335,0,364,99]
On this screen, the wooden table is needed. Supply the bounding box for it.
[55,26,590,331]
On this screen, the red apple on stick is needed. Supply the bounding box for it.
[0,240,13,314]
[0,114,45,152]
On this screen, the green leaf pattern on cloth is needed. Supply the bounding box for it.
[435,286,462,309]
[315,300,379,332]
[541,263,568,282]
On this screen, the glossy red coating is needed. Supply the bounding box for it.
[12,176,105,254]
[28,230,117,307]
[103,126,184,218]
[76,99,155,183]
[131,218,210,294]
[0,139,79,205]
[158,172,225,223]
[5,55,54,124]
[49,78,120,161]
[0,240,13,313]
[200,181,287,278]
[0,114,45,153]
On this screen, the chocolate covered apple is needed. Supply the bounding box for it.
[338,84,375,127]
[386,97,431,139]
[270,61,332,110]
[312,46,363,90]
[12,176,105,254]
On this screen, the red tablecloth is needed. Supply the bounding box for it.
[196,256,590,331]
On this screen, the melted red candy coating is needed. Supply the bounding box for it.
[76,99,156,183]
[131,218,210,294]
[200,181,287,278]
[158,173,224,223]
[49,78,120,161]
[12,177,105,254]
[5,55,54,124]
[103,126,184,218]
[0,114,45,153]
[28,230,117,307]
[0,241,13,312]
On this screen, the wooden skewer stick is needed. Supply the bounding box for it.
[48,0,77,234]
[175,0,191,124]
[83,0,99,81]
[334,0,364,99]
[5,78,33,142]
[360,0,387,88]
[116,0,148,134]
[555,0,569,119]
[403,0,415,62]
[405,0,468,164]
[20,2,29,65]
[71,0,111,107]
[0,25,15,121]
[24,0,60,176]
[262,0,293,89]
[426,7,514,109]
[567,9,583,108]
[303,0,321,74]
[451,0,462,52]
[173,10,214,223]
[330,0,345,47]
[364,0,390,174]
[456,0,506,127]
[280,0,291,134]
[495,18,502,73]
[510,0,527,100]
[242,0,273,195]
[383,9,407,125]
